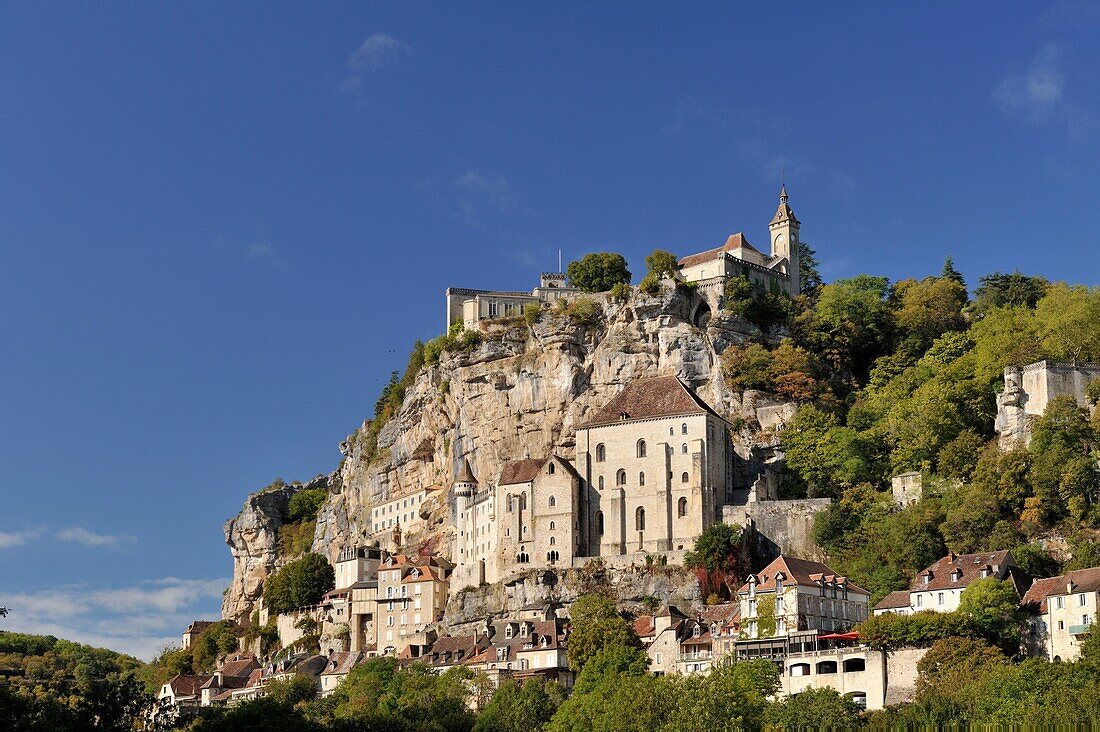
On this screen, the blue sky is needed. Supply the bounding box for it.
[1,2,1098,659]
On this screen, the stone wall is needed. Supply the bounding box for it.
[725,498,832,565]
[885,647,928,706]
[996,361,1100,446]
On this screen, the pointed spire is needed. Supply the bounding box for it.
[455,458,478,485]
[770,185,799,226]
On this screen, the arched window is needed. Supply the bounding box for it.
[681,443,688,454]
[681,423,688,434]
[596,511,604,534]
[598,476,605,490]
[549,536,556,546]
[843,658,866,673]
[669,427,674,436]
[677,497,687,518]
[548,462,555,474]
[816,661,838,674]
[638,471,645,486]
[637,439,647,458]
[789,663,810,677]
[595,444,606,462]
[519,494,527,510]
[548,495,556,507]
[681,471,689,483]
[548,550,560,562]
[549,520,556,530]
[616,469,626,486]
[636,507,646,531]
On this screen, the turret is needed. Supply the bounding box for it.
[452,458,478,535]
[768,186,801,296]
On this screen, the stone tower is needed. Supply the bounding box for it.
[768,185,801,296]
[451,458,478,534]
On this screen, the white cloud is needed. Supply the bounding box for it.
[341,33,412,95]
[993,44,1065,119]
[0,527,43,549]
[348,33,412,72]
[2,577,229,661]
[246,242,273,259]
[56,526,136,548]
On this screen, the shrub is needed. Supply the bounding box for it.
[276,520,316,558]
[567,298,602,326]
[524,302,541,325]
[644,249,679,280]
[287,487,326,523]
[639,274,661,296]
[609,282,632,301]
[263,553,335,615]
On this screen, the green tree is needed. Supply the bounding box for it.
[474,679,559,732]
[566,253,631,293]
[263,553,335,615]
[797,241,823,298]
[191,620,240,672]
[565,595,642,671]
[971,271,1049,316]
[644,249,680,280]
[894,275,969,352]
[684,522,742,573]
[958,578,1025,652]
[288,488,326,523]
[767,686,863,730]
[940,256,966,287]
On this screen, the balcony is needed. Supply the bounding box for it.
[677,651,714,662]
[1069,624,1092,636]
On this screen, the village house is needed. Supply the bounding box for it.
[181,620,215,649]
[574,375,736,557]
[198,655,257,706]
[374,553,451,655]
[1020,566,1100,661]
[370,487,441,537]
[635,606,688,676]
[156,673,210,719]
[676,187,801,298]
[444,272,580,331]
[320,651,364,696]
[738,555,870,639]
[872,550,1025,616]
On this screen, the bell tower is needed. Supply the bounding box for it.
[768,186,801,296]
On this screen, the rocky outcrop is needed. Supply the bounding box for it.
[222,283,794,623]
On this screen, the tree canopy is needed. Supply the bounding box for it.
[566,253,631,293]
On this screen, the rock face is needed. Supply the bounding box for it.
[222,284,791,624]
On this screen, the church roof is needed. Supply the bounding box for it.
[770,186,799,226]
[498,458,547,486]
[454,458,478,485]
[678,232,761,268]
[579,375,726,428]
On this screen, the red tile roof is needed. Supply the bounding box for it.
[1021,567,1100,612]
[217,656,257,679]
[634,615,656,638]
[873,590,912,611]
[579,376,726,428]
[738,555,869,596]
[499,458,548,486]
[678,233,760,269]
[166,673,211,697]
[321,651,364,676]
[911,551,1013,592]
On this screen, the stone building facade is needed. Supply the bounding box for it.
[1021,566,1100,661]
[444,272,579,331]
[738,555,870,638]
[574,375,735,556]
[872,550,1020,616]
[677,187,801,298]
[995,361,1100,446]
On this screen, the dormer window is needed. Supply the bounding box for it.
[951,569,962,582]
[923,573,932,585]
[505,626,513,639]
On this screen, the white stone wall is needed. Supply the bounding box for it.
[1046,589,1098,661]
[782,647,887,711]
[576,413,729,557]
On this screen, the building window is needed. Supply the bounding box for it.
[843,658,866,673]
[639,471,645,486]
[548,495,556,507]
[637,439,647,458]
[677,497,687,518]
[790,663,810,677]
[548,462,555,475]
[681,443,688,454]
[681,423,688,434]
[1080,594,1087,607]
[595,444,606,462]
[636,507,646,531]
[938,592,944,606]
[596,511,604,535]
[598,476,604,490]
[681,471,689,483]
[549,536,556,546]
[1055,596,1065,610]
[816,661,838,674]
[549,521,556,530]
[488,301,498,317]
[616,469,626,486]
[916,595,923,607]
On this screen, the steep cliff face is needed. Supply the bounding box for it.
[223,284,777,623]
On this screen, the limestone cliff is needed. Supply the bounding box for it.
[222,284,787,624]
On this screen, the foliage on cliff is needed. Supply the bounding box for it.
[262,553,335,615]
